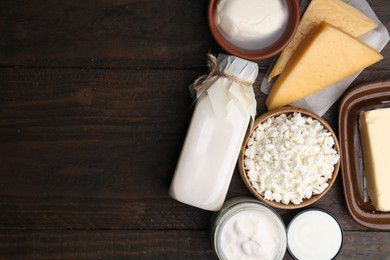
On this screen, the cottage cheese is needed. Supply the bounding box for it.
[244,113,339,205]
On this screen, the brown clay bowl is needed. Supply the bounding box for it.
[208,0,300,60]
[239,106,341,209]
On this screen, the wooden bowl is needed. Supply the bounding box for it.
[239,106,341,209]
[208,0,300,60]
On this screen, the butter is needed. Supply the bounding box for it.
[359,108,390,212]
[268,0,377,80]
[265,22,383,110]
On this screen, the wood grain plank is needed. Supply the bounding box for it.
[0,0,388,69]
[339,231,390,259]
[0,230,388,259]
[0,230,216,259]
[0,68,211,229]
[0,0,218,68]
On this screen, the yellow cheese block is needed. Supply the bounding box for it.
[268,0,377,80]
[359,108,390,212]
[265,22,383,110]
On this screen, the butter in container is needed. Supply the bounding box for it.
[359,107,390,212]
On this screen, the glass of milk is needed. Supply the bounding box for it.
[287,209,344,260]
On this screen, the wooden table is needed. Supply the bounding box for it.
[0,0,389,259]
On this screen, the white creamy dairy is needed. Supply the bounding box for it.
[211,198,286,260]
[216,0,288,49]
[220,210,281,260]
[287,210,343,260]
[169,55,258,211]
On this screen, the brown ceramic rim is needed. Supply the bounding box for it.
[338,79,390,230]
[208,0,300,60]
[238,106,341,210]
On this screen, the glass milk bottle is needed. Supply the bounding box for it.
[169,54,258,211]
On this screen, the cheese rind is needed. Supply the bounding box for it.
[268,0,377,80]
[359,108,390,212]
[265,22,383,110]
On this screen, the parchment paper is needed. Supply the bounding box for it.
[260,0,390,116]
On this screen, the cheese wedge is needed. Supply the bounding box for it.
[359,108,390,212]
[265,22,383,110]
[268,0,377,80]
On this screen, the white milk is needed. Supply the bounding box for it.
[169,55,258,211]
[287,209,343,260]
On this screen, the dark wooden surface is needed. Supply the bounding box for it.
[0,0,389,259]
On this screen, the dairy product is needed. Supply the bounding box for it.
[211,198,286,260]
[220,210,280,260]
[359,108,390,212]
[287,210,343,260]
[244,112,339,205]
[169,55,258,211]
[269,0,377,79]
[216,0,288,49]
[266,22,383,110]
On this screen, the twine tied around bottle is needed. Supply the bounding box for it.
[191,54,254,96]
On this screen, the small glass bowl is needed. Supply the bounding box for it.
[287,208,344,260]
[210,197,287,260]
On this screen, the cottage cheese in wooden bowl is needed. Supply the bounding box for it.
[239,106,340,209]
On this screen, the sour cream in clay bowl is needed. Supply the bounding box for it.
[239,107,341,209]
[208,0,300,60]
